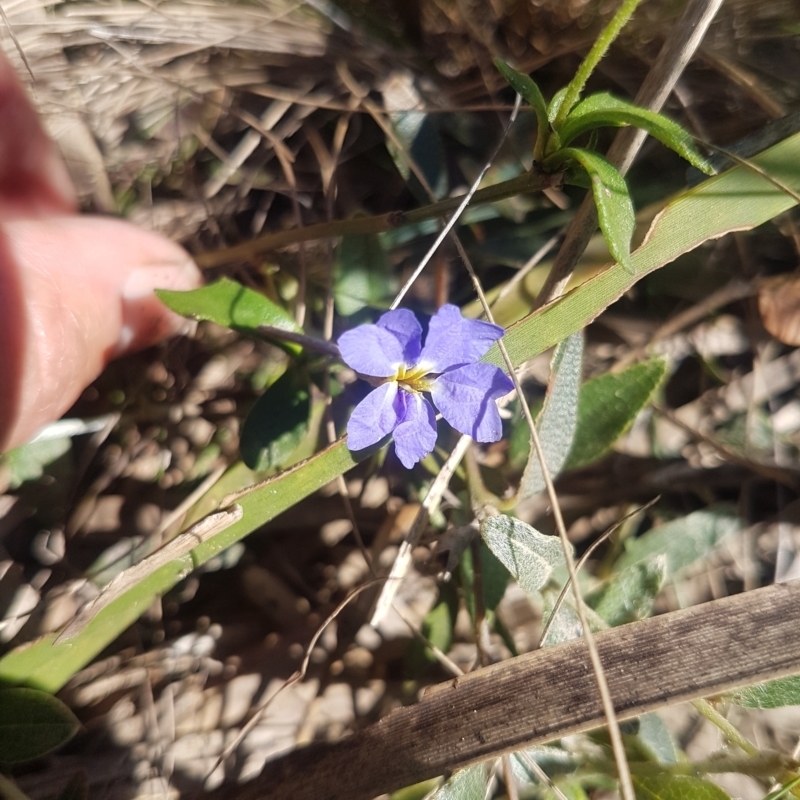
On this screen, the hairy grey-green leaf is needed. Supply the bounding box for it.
[588,555,667,626]
[615,507,740,577]
[431,764,489,800]
[521,331,583,498]
[636,713,678,764]
[480,515,565,597]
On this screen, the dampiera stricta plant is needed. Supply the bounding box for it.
[338,305,514,467]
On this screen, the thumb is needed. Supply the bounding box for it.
[0,215,201,450]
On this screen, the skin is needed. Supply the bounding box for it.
[0,52,201,451]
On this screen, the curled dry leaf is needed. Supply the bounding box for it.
[758,273,800,346]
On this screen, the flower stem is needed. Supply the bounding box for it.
[553,0,645,129]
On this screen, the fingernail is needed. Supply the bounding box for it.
[122,258,201,301]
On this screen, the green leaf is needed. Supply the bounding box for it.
[0,688,80,764]
[2,437,71,489]
[559,93,713,174]
[480,515,565,597]
[240,366,311,471]
[334,233,394,316]
[632,773,731,800]
[2,134,798,695]
[565,357,667,469]
[615,507,740,577]
[588,555,666,626]
[636,713,678,764]
[407,584,458,671]
[387,110,447,200]
[547,87,570,125]
[546,147,635,270]
[726,675,800,709]
[156,278,300,342]
[520,331,583,498]
[459,542,510,622]
[431,764,488,800]
[494,59,550,158]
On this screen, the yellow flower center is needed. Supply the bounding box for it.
[392,364,432,394]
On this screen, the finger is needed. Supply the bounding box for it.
[0,215,201,450]
[0,51,77,215]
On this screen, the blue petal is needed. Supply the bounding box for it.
[419,304,505,372]
[338,325,405,377]
[377,309,423,365]
[430,363,513,441]
[347,382,400,451]
[392,391,438,468]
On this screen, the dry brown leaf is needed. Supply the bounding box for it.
[758,273,800,346]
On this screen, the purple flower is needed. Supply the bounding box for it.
[338,304,514,468]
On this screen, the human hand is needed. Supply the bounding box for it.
[0,53,201,451]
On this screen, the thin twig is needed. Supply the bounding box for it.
[535,0,725,307]
[388,96,523,309]
[370,434,473,627]
[209,579,384,777]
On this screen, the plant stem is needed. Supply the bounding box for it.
[693,698,758,756]
[553,0,645,128]
[195,168,554,269]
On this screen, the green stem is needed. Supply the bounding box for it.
[553,0,645,129]
[196,169,555,268]
[692,698,758,756]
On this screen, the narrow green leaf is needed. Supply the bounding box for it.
[156,278,300,340]
[334,233,394,316]
[480,515,565,597]
[459,542,510,622]
[407,585,459,672]
[559,93,713,174]
[615,507,740,577]
[494,58,550,158]
[545,147,635,270]
[726,675,800,709]
[2,437,71,489]
[431,764,488,800]
[633,773,731,800]
[240,366,311,471]
[520,331,583,498]
[0,688,80,764]
[565,357,667,469]
[588,555,666,626]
